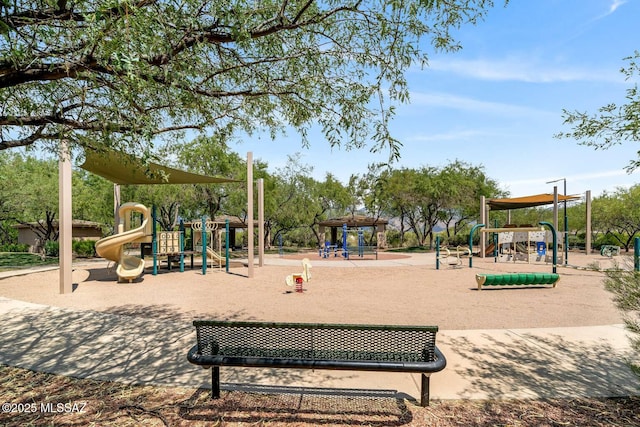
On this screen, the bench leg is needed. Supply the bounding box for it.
[420,373,430,407]
[211,366,220,399]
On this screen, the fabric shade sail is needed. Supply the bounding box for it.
[487,193,580,211]
[81,149,238,185]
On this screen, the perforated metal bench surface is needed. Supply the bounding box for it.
[187,320,446,406]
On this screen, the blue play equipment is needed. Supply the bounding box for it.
[319,240,340,258]
[340,224,378,259]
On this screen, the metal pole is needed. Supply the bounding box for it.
[58,140,73,294]
[539,222,557,274]
[258,178,264,267]
[247,152,254,278]
[225,219,230,273]
[201,216,207,275]
[634,237,639,272]
[563,179,568,265]
[468,224,485,268]
[546,178,568,264]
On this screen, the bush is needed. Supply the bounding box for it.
[604,268,640,378]
[444,233,469,247]
[73,240,96,257]
[0,243,30,252]
[44,240,59,257]
[594,233,623,249]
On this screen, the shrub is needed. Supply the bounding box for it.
[0,243,30,252]
[604,267,640,378]
[445,233,469,247]
[73,240,96,257]
[44,240,59,257]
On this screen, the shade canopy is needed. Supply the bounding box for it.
[487,193,580,211]
[81,149,238,185]
[318,215,389,228]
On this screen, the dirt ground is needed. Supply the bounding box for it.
[1,250,638,426]
[0,251,630,330]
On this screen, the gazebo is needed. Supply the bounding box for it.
[318,215,389,248]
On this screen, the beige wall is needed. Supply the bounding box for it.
[16,225,102,253]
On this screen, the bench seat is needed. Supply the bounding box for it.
[187,320,446,406]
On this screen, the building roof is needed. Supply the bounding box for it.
[13,220,103,229]
[318,215,389,228]
[184,216,258,229]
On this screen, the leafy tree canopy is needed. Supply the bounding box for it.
[557,51,640,171]
[1,0,497,161]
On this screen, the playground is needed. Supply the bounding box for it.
[1,249,638,425]
[0,250,630,330]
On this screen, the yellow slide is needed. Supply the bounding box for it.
[95,202,150,282]
[205,247,226,267]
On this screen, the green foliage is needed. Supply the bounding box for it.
[43,241,59,257]
[1,0,498,162]
[376,160,502,247]
[443,232,469,247]
[0,243,29,252]
[0,219,18,246]
[594,233,624,249]
[604,268,640,378]
[72,240,96,258]
[592,185,640,251]
[0,152,114,240]
[557,51,640,172]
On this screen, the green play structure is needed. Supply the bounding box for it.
[475,272,560,290]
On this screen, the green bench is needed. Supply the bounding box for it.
[475,273,560,290]
[187,320,446,406]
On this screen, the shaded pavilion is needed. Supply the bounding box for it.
[318,215,389,248]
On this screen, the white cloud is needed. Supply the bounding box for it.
[610,0,627,13]
[407,129,489,142]
[594,0,628,20]
[426,57,621,84]
[408,91,554,118]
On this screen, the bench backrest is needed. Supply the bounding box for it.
[193,321,439,363]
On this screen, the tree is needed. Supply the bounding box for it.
[267,154,350,247]
[1,0,498,160]
[383,167,441,247]
[604,269,640,378]
[0,152,115,245]
[558,52,640,378]
[377,161,501,247]
[72,168,114,227]
[0,153,60,245]
[557,51,640,172]
[591,185,640,252]
[437,160,502,238]
[171,136,247,221]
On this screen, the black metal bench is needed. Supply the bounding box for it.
[344,245,378,259]
[187,320,446,406]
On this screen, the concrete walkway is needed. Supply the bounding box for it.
[0,256,638,404]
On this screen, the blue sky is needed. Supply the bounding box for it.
[239,0,640,198]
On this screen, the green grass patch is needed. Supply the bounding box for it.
[0,252,58,272]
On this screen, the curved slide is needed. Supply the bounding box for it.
[96,202,150,282]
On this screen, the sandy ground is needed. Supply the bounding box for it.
[0,251,631,331]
